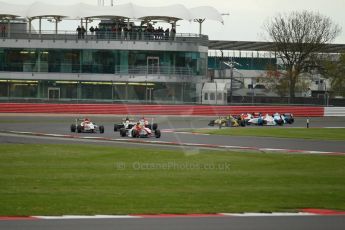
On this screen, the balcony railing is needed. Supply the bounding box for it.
[1,63,201,76]
[2,30,209,45]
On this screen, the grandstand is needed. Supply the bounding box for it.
[1,2,344,105]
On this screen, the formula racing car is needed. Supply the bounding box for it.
[208,115,245,127]
[247,113,277,126]
[282,113,295,124]
[119,122,161,138]
[114,117,158,131]
[114,117,136,131]
[247,113,294,126]
[70,118,105,133]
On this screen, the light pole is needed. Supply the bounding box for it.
[324,83,329,107]
[223,60,241,104]
[229,65,233,104]
[251,78,255,105]
[194,19,205,36]
[146,87,153,103]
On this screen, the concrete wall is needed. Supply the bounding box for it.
[324,107,345,116]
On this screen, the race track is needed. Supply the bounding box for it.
[1,114,345,230]
[1,114,345,154]
[1,215,345,230]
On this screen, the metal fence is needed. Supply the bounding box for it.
[2,30,209,45]
[230,95,345,106]
[1,63,195,76]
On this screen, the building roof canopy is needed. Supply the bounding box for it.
[208,40,345,54]
[190,6,224,24]
[0,2,25,18]
[0,1,223,23]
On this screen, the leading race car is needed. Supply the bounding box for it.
[114,117,158,132]
[119,122,161,138]
[70,118,105,133]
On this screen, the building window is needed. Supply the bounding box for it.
[210,93,215,100]
[204,93,208,100]
[217,93,222,100]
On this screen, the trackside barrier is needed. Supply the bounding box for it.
[0,103,325,117]
[324,107,345,116]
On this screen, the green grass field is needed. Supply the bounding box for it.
[1,144,345,215]
[193,127,345,141]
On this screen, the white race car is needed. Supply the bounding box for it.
[70,118,105,133]
[114,117,158,132]
[272,113,285,126]
[248,114,277,126]
[114,118,136,131]
[119,123,161,138]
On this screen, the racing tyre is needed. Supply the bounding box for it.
[155,129,161,138]
[119,128,126,137]
[99,125,105,134]
[152,123,158,131]
[132,129,139,138]
[114,124,119,132]
[70,124,76,132]
[77,125,82,133]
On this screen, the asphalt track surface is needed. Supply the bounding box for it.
[0,114,345,153]
[1,114,345,230]
[1,216,345,230]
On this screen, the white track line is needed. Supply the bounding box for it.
[3,130,345,155]
[24,212,334,220]
[221,212,316,217]
[33,215,141,219]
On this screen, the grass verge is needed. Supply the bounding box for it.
[192,127,345,141]
[0,144,344,215]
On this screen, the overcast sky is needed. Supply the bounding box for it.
[10,0,345,43]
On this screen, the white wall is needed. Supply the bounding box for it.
[324,107,345,116]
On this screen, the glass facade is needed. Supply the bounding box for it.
[0,48,207,76]
[0,48,206,103]
[0,80,198,103]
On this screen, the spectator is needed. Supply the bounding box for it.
[1,25,6,38]
[89,26,95,39]
[111,26,116,39]
[123,27,128,40]
[116,26,121,40]
[158,27,164,40]
[128,26,133,40]
[164,28,169,40]
[81,26,86,39]
[89,26,95,34]
[76,26,81,39]
[94,26,99,39]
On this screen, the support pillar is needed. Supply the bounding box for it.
[7,19,10,38]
